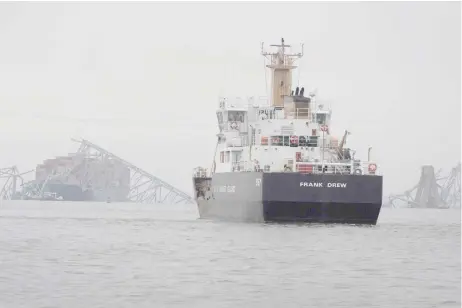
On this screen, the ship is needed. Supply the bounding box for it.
[192,38,383,225]
[20,154,130,202]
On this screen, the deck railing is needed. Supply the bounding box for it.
[231,161,257,172]
[193,161,380,177]
[228,160,381,175]
[285,108,311,120]
[295,161,381,175]
[218,96,269,109]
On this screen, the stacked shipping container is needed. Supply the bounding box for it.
[35,154,131,202]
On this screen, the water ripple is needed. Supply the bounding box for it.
[0,201,460,308]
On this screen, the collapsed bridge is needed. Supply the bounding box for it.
[3,139,194,204]
[387,163,461,209]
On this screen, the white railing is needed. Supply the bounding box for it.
[231,161,256,172]
[285,108,311,120]
[219,96,269,109]
[295,161,381,176]
[295,162,352,175]
[257,107,312,121]
[199,160,381,176]
[226,160,381,175]
[296,108,311,119]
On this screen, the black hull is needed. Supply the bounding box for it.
[263,202,382,225]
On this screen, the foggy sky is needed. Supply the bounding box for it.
[0,1,460,196]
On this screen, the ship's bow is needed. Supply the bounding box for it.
[262,173,383,224]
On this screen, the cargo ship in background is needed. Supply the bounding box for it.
[192,38,383,224]
[21,154,130,202]
[5,138,194,204]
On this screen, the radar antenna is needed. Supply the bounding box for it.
[261,38,304,107]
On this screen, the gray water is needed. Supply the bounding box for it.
[0,201,460,308]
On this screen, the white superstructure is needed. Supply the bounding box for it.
[197,38,379,178]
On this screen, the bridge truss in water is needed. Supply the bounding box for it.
[0,167,34,200]
[387,163,461,209]
[2,139,194,204]
[71,139,194,204]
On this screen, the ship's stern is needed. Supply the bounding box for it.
[261,173,383,225]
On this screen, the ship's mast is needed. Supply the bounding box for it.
[261,38,304,107]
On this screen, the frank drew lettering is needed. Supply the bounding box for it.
[300,182,347,188]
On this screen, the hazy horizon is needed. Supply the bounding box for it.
[0,1,460,197]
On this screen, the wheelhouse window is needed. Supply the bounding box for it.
[289,136,299,147]
[266,135,319,147]
[228,111,245,123]
[315,113,327,125]
[261,135,320,147]
[270,136,283,146]
[227,111,245,131]
[307,136,318,147]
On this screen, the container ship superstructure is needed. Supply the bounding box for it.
[192,38,383,224]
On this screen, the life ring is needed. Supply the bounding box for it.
[368,164,377,173]
[230,122,238,130]
[354,168,362,175]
